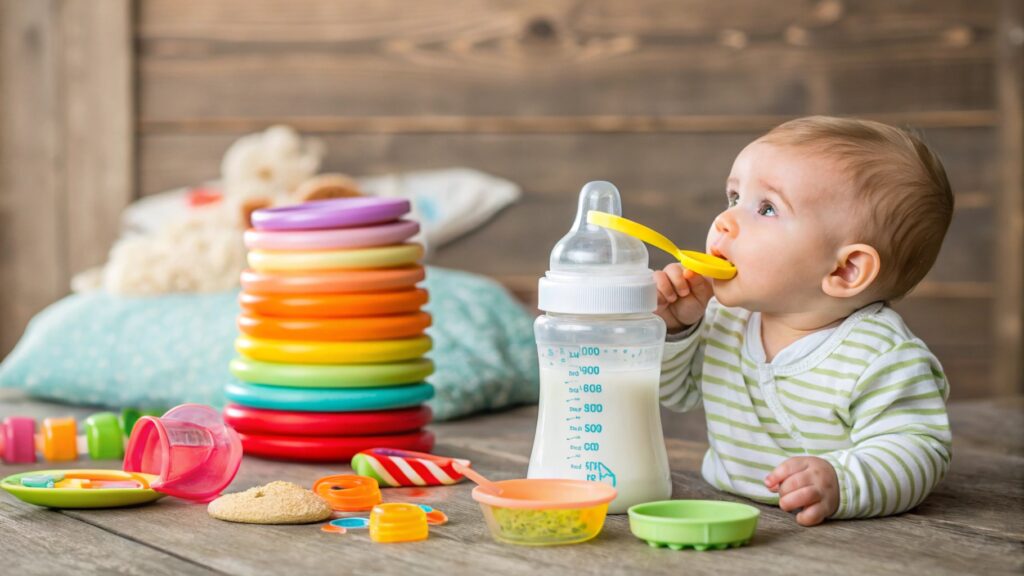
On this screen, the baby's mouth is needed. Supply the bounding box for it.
[710,246,731,263]
[709,246,737,277]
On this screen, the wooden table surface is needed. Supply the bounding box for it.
[1,392,1021,576]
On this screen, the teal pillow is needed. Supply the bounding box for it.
[0,267,539,421]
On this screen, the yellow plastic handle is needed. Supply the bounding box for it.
[586,211,737,280]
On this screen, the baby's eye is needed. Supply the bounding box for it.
[757,202,777,217]
[726,191,739,207]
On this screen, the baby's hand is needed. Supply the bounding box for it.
[653,263,714,334]
[764,456,840,526]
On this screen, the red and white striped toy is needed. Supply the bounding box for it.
[351,448,468,487]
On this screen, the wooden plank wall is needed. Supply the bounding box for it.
[1,0,1020,399]
[0,0,132,356]
[133,0,1015,398]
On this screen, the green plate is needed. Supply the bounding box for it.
[1,469,165,509]
[627,500,760,551]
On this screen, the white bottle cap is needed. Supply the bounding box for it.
[538,181,657,314]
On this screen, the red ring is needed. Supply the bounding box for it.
[239,430,435,462]
[223,404,432,436]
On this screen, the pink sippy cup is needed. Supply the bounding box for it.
[123,404,242,503]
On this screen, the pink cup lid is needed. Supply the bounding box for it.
[123,404,242,503]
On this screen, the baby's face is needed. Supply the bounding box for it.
[706,141,855,313]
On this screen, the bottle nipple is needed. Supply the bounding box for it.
[538,181,656,314]
[549,181,648,274]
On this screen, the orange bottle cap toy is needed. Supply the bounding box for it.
[312,474,383,512]
[369,503,429,543]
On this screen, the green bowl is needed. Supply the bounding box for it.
[627,500,760,551]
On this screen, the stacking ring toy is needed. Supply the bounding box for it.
[244,220,419,251]
[240,267,425,295]
[235,335,432,364]
[223,404,432,436]
[313,474,383,511]
[252,197,410,231]
[225,381,434,412]
[248,244,423,272]
[238,429,435,462]
[370,502,430,543]
[239,289,428,318]
[229,357,434,389]
[238,312,431,342]
[40,418,78,462]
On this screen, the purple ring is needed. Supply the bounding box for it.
[251,197,411,231]
[244,220,420,250]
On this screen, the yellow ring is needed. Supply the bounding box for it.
[676,250,737,280]
[247,243,423,272]
[235,335,432,365]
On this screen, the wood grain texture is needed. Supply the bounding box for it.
[994,0,1024,395]
[135,0,997,121]
[0,0,132,359]
[0,392,1021,575]
[0,1,67,358]
[59,0,134,280]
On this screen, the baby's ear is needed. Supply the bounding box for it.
[822,244,880,299]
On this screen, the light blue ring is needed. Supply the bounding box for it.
[224,381,434,412]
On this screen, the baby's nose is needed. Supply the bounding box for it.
[713,212,739,238]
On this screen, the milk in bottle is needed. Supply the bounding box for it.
[528,181,672,514]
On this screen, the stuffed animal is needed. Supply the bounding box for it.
[74,125,361,296]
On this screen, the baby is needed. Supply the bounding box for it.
[655,116,953,526]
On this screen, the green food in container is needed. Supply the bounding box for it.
[468,478,617,546]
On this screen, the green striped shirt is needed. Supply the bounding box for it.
[660,299,951,519]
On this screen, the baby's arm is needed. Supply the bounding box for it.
[773,341,951,522]
[655,264,714,413]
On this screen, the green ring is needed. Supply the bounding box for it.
[85,412,124,460]
[229,357,434,388]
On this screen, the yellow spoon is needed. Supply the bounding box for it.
[587,211,737,280]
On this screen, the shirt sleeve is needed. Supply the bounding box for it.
[819,341,952,519]
[659,319,705,413]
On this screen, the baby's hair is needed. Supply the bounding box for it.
[759,116,954,301]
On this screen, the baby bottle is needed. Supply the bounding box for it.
[528,181,671,514]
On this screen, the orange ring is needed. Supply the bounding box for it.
[238,312,431,341]
[239,289,428,318]
[313,474,383,512]
[241,267,425,295]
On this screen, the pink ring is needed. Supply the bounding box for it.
[244,220,420,251]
